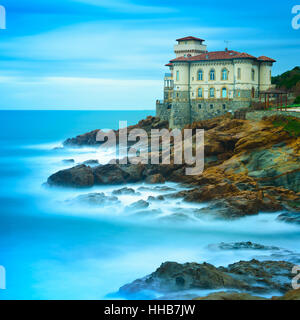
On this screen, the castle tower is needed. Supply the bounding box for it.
[174,36,207,58]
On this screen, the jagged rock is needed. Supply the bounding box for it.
[277,212,300,225]
[145,174,165,184]
[219,259,294,293]
[126,200,149,210]
[73,193,120,206]
[119,261,248,295]
[83,160,99,166]
[119,259,296,297]
[153,186,176,192]
[47,165,94,188]
[147,195,165,202]
[208,242,281,251]
[92,164,131,185]
[112,187,139,195]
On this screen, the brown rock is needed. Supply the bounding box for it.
[47,165,94,188]
[145,174,165,184]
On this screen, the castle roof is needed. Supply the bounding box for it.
[169,50,276,63]
[176,36,205,42]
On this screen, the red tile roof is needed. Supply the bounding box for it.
[169,50,276,63]
[257,56,276,62]
[176,36,205,42]
[165,63,173,67]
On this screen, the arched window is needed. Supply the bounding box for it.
[222,87,227,98]
[210,87,215,98]
[198,70,203,81]
[210,69,215,81]
[222,68,228,80]
[176,70,179,81]
[251,69,255,81]
[198,88,203,98]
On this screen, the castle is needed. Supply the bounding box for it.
[156,36,276,128]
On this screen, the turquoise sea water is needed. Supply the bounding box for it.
[0,110,299,300]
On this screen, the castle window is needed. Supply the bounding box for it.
[251,69,255,81]
[198,88,203,98]
[223,104,226,110]
[222,68,228,80]
[198,104,202,109]
[198,70,203,81]
[176,70,179,81]
[237,68,241,80]
[209,87,215,98]
[210,69,215,81]
[167,104,172,109]
[210,104,214,109]
[222,87,227,98]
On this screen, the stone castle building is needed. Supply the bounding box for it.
[156,36,276,128]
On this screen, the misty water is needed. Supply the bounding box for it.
[0,110,299,300]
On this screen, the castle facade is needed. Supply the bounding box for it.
[156,36,276,128]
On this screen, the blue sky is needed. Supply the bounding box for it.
[0,0,299,109]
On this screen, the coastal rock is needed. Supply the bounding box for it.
[47,165,94,188]
[119,261,248,295]
[119,259,296,297]
[219,259,294,293]
[112,187,138,195]
[92,164,131,185]
[73,192,120,206]
[208,242,281,251]
[126,200,149,210]
[145,174,165,184]
[277,212,300,225]
[147,195,165,202]
[174,186,283,218]
[83,159,99,166]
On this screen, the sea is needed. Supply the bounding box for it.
[0,110,299,300]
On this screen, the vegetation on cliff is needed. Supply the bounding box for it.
[272,66,300,93]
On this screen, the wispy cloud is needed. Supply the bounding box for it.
[74,0,177,13]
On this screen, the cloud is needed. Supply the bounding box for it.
[73,0,176,14]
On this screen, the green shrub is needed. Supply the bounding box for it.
[294,96,300,104]
[273,117,300,137]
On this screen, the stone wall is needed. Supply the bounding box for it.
[245,110,300,121]
[156,101,171,122]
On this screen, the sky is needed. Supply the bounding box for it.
[0,0,299,110]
